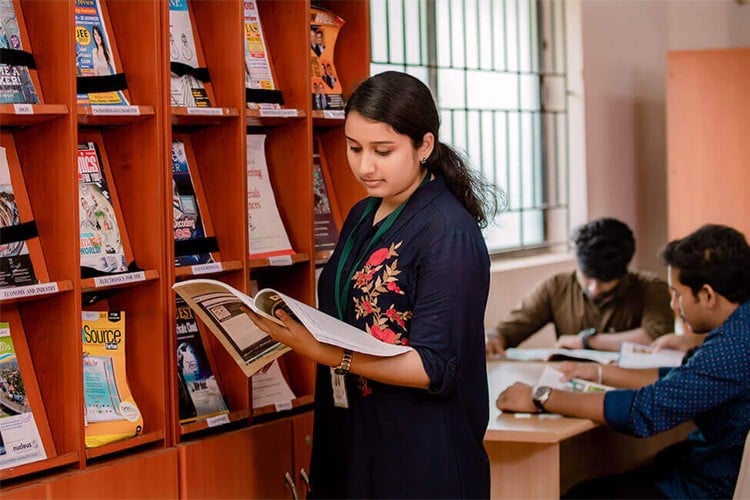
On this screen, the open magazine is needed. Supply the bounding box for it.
[505,348,620,365]
[172,279,411,377]
[535,365,613,393]
[617,341,685,369]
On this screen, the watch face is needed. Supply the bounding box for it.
[533,385,551,403]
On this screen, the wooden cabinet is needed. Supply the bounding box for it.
[0,0,370,494]
[666,48,750,239]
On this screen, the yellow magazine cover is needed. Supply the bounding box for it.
[81,311,143,447]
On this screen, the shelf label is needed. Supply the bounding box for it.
[323,110,345,120]
[206,414,231,428]
[186,107,224,116]
[191,262,223,275]
[0,282,59,300]
[274,400,293,412]
[90,105,141,116]
[268,255,294,267]
[259,108,299,118]
[93,271,147,288]
[12,104,33,115]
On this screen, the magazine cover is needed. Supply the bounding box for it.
[78,142,129,274]
[82,311,143,448]
[176,296,229,423]
[246,134,294,259]
[169,0,210,107]
[313,151,339,253]
[0,0,40,104]
[0,322,47,470]
[171,140,214,267]
[74,0,129,105]
[310,6,345,111]
[243,0,279,109]
[0,146,37,287]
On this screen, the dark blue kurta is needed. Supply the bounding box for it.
[310,175,491,499]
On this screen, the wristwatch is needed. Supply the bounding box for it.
[532,385,552,413]
[578,327,597,349]
[334,349,353,375]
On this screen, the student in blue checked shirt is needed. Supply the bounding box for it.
[497,223,750,499]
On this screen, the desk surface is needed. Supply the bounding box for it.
[485,361,598,443]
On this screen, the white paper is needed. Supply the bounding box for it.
[251,360,296,409]
[618,341,685,369]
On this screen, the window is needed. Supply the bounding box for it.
[370,0,582,255]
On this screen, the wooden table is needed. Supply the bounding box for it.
[483,361,694,498]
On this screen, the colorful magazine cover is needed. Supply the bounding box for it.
[78,142,129,274]
[0,323,47,470]
[246,134,293,259]
[0,146,37,287]
[176,296,229,423]
[313,152,339,253]
[243,0,279,109]
[82,311,143,448]
[74,0,129,105]
[310,6,345,111]
[171,140,214,267]
[0,0,40,104]
[169,0,210,107]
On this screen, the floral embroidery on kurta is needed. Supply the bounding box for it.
[350,241,413,396]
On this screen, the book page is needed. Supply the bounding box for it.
[618,341,685,369]
[505,348,619,365]
[251,360,296,409]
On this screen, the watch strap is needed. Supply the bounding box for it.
[334,349,353,375]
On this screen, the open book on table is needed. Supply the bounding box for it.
[504,347,620,365]
[535,365,613,393]
[172,279,411,377]
[617,341,685,369]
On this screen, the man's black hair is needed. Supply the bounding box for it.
[660,224,750,303]
[572,218,635,282]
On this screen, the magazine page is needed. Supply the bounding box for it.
[618,341,685,369]
[172,279,290,378]
[0,146,37,287]
[0,0,40,104]
[176,296,228,423]
[81,311,144,448]
[171,140,214,267]
[77,142,129,274]
[0,322,47,470]
[168,0,210,107]
[74,0,129,105]
[251,360,296,409]
[535,366,613,393]
[247,134,294,259]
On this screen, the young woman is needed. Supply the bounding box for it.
[91,25,113,76]
[247,71,500,498]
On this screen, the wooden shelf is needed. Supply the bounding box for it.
[170,107,240,127]
[0,451,80,482]
[84,430,165,460]
[246,108,306,127]
[0,104,69,127]
[173,259,244,279]
[248,252,310,269]
[80,269,159,293]
[0,280,73,305]
[252,394,314,419]
[179,409,251,436]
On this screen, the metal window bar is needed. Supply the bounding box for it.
[369,0,569,253]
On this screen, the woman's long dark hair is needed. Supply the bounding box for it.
[344,71,503,228]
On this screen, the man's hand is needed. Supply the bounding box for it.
[557,361,599,382]
[486,333,507,359]
[495,382,537,413]
[650,332,704,352]
[554,334,584,350]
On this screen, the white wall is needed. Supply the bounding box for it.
[485,0,750,331]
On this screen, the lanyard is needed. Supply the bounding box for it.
[334,174,430,320]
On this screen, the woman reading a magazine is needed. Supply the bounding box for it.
[246,71,501,498]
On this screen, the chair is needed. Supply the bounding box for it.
[734,429,750,499]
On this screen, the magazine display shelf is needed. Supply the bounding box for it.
[1,0,369,496]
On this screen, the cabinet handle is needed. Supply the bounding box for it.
[300,468,311,492]
[285,471,299,500]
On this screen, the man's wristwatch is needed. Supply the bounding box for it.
[532,385,552,413]
[578,327,597,349]
[333,349,353,375]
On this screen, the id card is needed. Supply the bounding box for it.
[330,368,349,408]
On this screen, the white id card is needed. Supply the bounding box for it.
[330,368,349,409]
